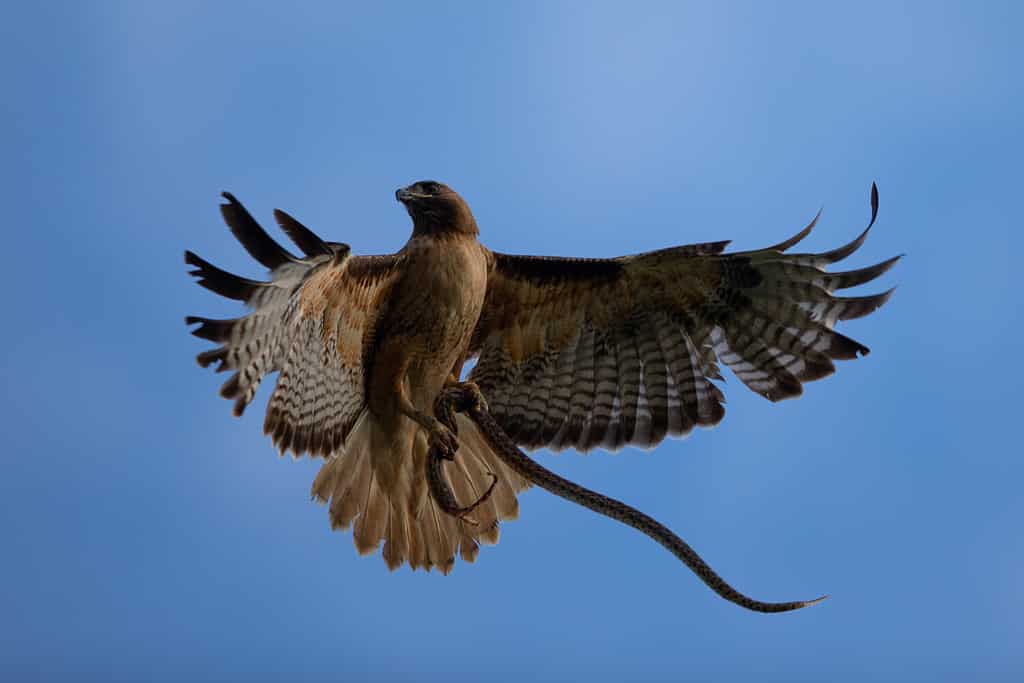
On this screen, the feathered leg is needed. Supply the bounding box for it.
[391,365,460,456]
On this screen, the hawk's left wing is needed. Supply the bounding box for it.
[468,186,897,453]
[186,193,403,458]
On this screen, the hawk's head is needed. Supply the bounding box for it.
[396,180,478,237]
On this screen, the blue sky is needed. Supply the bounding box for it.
[3,2,1022,681]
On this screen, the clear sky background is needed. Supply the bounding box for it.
[3,2,1021,681]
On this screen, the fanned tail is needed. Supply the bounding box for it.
[311,412,528,574]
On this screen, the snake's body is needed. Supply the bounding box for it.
[428,384,826,614]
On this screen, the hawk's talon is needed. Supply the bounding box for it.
[428,421,459,459]
[434,381,488,420]
[457,381,488,413]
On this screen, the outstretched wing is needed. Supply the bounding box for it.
[186,192,402,458]
[468,185,898,453]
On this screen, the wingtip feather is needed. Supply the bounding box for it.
[828,255,902,290]
[218,192,299,269]
[868,182,879,230]
[769,207,821,252]
[273,208,332,257]
[834,287,896,322]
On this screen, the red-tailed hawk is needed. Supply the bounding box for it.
[187,181,895,580]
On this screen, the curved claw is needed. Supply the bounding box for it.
[436,381,489,420]
[459,381,489,413]
[428,422,458,460]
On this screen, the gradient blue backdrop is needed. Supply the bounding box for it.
[3,2,1021,681]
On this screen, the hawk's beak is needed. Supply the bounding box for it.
[396,187,415,204]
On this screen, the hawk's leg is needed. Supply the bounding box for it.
[395,385,459,456]
[425,382,497,524]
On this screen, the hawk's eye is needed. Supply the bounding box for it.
[422,182,441,195]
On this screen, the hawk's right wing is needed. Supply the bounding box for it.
[186,193,403,458]
[469,185,897,453]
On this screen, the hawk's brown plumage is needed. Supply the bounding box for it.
[187,181,896,574]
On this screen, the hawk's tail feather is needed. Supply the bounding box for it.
[311,412,527,573]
